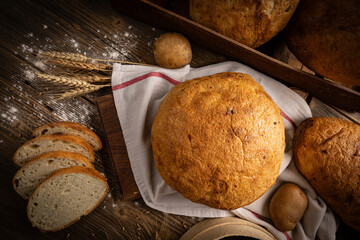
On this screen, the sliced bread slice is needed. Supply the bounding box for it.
[13,151,93,199]
[13,134,94,167]
[27,166,108,232]
[32,121,102,151]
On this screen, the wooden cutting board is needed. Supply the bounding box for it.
[95,94,142,201]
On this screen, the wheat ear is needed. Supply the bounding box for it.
[40,51,154,66]
[69,74,111,83]
[49,59,112,71]
[55,84,111,99]
[37,73,92,87]
[40,51,88,62]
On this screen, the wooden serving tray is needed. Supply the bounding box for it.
[95,94,141,201]
[111,0,360,112]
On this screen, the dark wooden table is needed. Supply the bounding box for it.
[0,1,359,239]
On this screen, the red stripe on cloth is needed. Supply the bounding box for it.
[281,111,297,129]
[250,210,292,240]
[113,73,298,131]
[112,72,180,91]
[283,232,292,240]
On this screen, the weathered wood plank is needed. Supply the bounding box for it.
[0,0,222,239]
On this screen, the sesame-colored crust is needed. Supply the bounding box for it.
[283,0,360,86]
[190,0,299,48]
[27,166,109,232]
[32,121,102,151]
[151,72,285,210]
[293,117,360,232]
[13,134,95,165]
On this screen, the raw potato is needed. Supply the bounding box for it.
[153,33,192,69]
[269,183,308,232]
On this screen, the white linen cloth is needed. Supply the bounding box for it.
[111,61,338,240]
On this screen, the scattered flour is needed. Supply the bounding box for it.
[51,99,94,125]
[43,25,48,29]
[24,70,35,80]
[109,51,120,59]
[34,61,47,70]
[69,39,79,48]
[1,112,19,124]
[124,32,129,37]
[20,44,34,53]
[9,107,18,113]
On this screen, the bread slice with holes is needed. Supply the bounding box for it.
[13,151,93,199]
[32,121,102,151]
[27,166,108,232]
[13,135,94,167]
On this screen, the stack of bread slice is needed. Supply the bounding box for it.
[12,121,108,232]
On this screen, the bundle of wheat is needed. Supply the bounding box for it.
[37,51,152,99]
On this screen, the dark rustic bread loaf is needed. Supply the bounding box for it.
[190,0,299,48]
[283,0,360,86]
[151,72,285,210]
[293,117,360,232]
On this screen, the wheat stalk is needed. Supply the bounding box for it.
[49,59,112,71]
[40,51,88,62]
[40,51,155,66]
[55,84,110,99]
[70,74,111,83]
[37,73,92,87]
[36,51,155,99]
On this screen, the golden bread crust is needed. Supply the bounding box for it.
[293,117,360,231]
[283,0,360,86]
[13,134,95,164]
[13,151,93,193]
[151,72,285,210]
[32,121,102,151]
[190,0,299,48]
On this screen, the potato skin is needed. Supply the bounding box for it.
[269,183,308,232]
[153,33,192,69]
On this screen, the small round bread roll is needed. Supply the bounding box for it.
[269,183,308,232]
[153,33,192,69]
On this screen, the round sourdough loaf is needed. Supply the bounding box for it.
[283,0,360,86]
[151,72,285,210]
[189,0,299,48]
